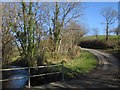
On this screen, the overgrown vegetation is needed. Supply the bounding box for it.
[31,50,97,81]
[79,40,107,49]
[2,2,119,87]
[79,35,120,49]
[2,2,85,66]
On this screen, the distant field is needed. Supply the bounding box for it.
[80,35,119,41]
[79,35,120,49]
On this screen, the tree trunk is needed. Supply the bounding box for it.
[106,23,109,41]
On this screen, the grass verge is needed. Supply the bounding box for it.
[60,50,98,80]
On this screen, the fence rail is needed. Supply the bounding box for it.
[0,64,62,72]
[0,63,64,88]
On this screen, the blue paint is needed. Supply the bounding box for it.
[3,66,29,89]
[7,74,28,88]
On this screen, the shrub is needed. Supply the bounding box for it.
[68,46,81,59]
[39,45,81,64]
[79,40,107,49]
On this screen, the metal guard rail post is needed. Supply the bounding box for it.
[0,63,64,88]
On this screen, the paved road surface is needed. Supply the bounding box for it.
[27,48,119,89]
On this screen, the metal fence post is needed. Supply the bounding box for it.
[28,67,31,88]
[61,60,64,82]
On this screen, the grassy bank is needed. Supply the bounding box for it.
[10,49,98,81]
[22,50,98,86]
[55,50,98,80]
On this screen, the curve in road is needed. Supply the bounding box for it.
[31,48,119,89]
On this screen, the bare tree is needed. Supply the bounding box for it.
[91,27,99,39]
[48,2,84,53]
[2,3,16,65]
[101,7,118,41]
[60,21,87,52]
[2,2,84,66]
[109,27,120,35]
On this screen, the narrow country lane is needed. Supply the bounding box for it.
[30,48,120,90]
